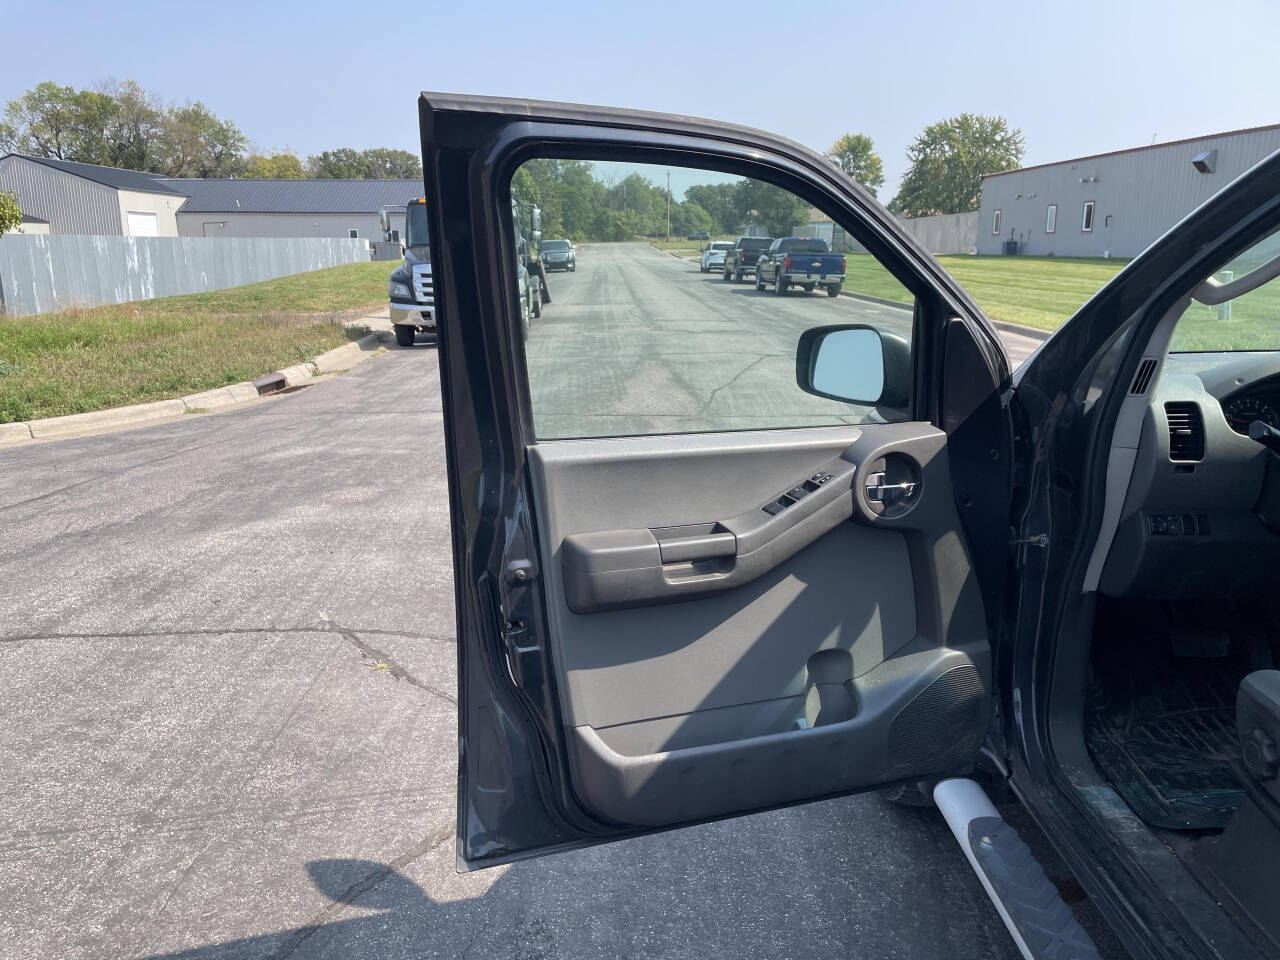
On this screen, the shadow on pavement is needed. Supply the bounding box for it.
[146,858,451,959]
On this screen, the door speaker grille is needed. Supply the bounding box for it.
[888,664,986,766]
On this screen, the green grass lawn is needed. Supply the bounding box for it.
[1168,281,1280,352]
[844,254,1130,332]
[0,260,396,423]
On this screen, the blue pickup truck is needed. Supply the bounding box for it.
[754,237,845,297]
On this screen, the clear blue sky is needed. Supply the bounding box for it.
[4,0,1278,196]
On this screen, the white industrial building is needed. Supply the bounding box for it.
[976,124,1280,258]
[0,154,186,236]
[0,154,421,242]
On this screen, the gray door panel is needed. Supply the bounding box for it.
[527,422,990,825]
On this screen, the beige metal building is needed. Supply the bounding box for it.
[0,154,185,236]
[157,178,421,240]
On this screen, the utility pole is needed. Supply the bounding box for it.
[666,170,671,242]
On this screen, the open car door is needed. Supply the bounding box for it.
[418,93,1013,869]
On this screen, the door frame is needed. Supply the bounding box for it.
[418,92,1012,867]
[1006,152,1280,960]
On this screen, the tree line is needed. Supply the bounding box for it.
[0,81,421,180]
[511,160,812,242]
[512,113,1024,244]
[0,78,1025,219]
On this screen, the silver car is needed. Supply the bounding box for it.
[699,241,734,273]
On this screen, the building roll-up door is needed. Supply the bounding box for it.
[126,211,159,237]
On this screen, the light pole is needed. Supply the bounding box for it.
[666,170,671,243]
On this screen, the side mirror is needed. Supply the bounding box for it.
[796,324,911,408]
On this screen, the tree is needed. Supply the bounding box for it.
[101,79,164,171]
[0,190,21,234]
[2,81,118,163]
[307,147,421,179]
[360,148,421,179]
[684,182,739,235]
[306,148,363,179]
[890,114,1023,218]
[158,101,246,177]
[669,200,712,238]
[737,178,809,237]
[244,151,304,178]
[826,133,884,197]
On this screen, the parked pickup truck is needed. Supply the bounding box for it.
[722,236,774,282]
[754,237,845,297]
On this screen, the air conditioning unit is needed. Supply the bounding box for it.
[1002,239,1019,256]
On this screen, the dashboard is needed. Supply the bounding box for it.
[1099,351,1280,598]
[1220,380,1280,434]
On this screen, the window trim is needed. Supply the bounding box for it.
[348,228,359,239]
[1045,204,1057,234]
[1081,201,1095,233]
[992,209,1002,235]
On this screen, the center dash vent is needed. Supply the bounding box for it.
[1130,358,1158,395]
[1165,402,1205,462]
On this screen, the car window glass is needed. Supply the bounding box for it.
[511,157,915,438]
[1170,228,1280,352]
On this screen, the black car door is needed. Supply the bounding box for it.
[417,93,1013,869]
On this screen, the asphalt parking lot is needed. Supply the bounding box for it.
[525,243,1042,438]
[0,248,1112,960]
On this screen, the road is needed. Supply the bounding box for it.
[0,253,1103,960]
[526,243,1041,438]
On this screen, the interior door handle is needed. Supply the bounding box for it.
[652,524,736,564]
[865,472,917,503]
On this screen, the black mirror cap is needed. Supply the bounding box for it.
[795,323,911,408]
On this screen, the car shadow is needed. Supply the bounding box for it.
[389,333,439,350]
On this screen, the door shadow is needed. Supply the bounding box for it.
[146,858,452,959]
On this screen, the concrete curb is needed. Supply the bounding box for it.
[988,319,1051,342]
[1,329,388,448]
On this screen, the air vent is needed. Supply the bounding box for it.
[1165,402,1205,462]
[1129,358,1158,395]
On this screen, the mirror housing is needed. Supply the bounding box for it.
[796,324,911,408]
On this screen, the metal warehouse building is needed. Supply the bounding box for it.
[156,178,421,240]
[0,153,186,236]
[976,124,1280,258]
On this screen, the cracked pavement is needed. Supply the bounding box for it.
[0,261,1107,960]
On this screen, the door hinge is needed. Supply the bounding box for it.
[1011,533,1049,548]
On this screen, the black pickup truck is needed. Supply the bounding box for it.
[754,237,846,297]
[721,236,774,282]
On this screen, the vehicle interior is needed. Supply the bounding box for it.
[1073,225,1280,952]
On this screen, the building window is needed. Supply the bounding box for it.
[992,209,1002,235]
[1045,204,1057,234]
[1082,201,1095,232]
[391,229,400,243]
[348,228,359,239]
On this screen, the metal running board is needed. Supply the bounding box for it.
[934,778,1102,960]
